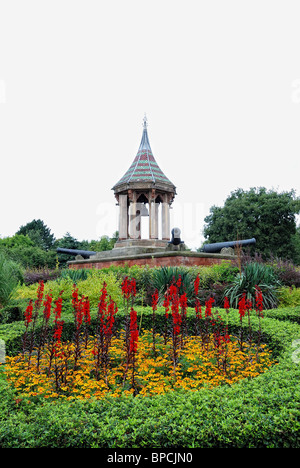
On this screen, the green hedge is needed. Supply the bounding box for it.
[0,308,300,447]
[263,306,300,324]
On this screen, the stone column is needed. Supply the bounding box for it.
[162,198,170,241]
[136,209,141,239]
[129,200,138,239]
[118,194,128,240]
[149,201,158,239]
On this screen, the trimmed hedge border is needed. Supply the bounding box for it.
[0,307,300,448]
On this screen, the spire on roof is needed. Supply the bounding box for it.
[112,116,176,193]
[143,113,148,128]
[138,113,151,152]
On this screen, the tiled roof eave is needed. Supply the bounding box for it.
[112,180,176,195]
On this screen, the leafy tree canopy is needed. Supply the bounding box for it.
[55,232,119,268]
[203,187,300,262]
[0,234,34,249]
[17,219,55,251]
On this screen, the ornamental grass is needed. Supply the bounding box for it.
[4,276,276,401]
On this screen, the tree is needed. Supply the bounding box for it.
[203,187,300,262]
[55,232,119,268]
[0,250,24,310]
[17,219,55,251]
[55,233,81,268]
[292,225,300,265]
[56,232,80,250]
[0,233,56,269]
[0,234,34,249]
[89,233,118,252]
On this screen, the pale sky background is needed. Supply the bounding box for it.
[0,0,299,250]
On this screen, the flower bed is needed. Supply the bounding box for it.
[0,277,300,447]
[5,330,275,400]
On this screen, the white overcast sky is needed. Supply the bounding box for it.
[0,0,299,250]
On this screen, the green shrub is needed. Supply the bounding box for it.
[0,252,24,312]
[13,269,122,310]
[59,268,91,283]
[224,262,281,309]
[278,286,300,308]
[263,306,300,324]
[5,246,57,269]
[271,259,300,287]
[150,266,195,304]
[0,303,23,324]
[24,268,60,286]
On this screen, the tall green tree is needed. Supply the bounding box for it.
[55,232,81,268]
[17,219,55,251]
[203,187,300,262]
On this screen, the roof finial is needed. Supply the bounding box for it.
[143,113,148,128]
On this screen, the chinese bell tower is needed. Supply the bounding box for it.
[112,116,176,248]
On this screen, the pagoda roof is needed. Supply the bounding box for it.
[112,117,176,194]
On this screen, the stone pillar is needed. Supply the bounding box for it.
[149,201,159,239]
[162,199,170,241]
[118,194,128,240]
[129,200,139,239]
[136,209,141,239]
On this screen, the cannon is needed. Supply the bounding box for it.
[169,227,184,246]
[56,247,96,259]
[200,238,256,254]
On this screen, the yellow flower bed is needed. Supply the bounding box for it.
[5,329,275,401]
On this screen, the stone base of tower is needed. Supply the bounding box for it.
[68,249,235,270]
[113,239,168,250]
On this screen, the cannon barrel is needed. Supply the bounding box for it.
[169,227,184,246]
[56,247,96,259]
[201,238,256,254]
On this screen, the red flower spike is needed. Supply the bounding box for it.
[171,293,182,336]
[53,293,63,322]
[35,280,44,309]
[194,274,200,296]
[129,308,139,354]
[53,320,64,344]
[224,296,230,310]
[180,292,187,311]
[98,282,108,315]
[83,297,91,325]
[152,289,159,312]
[130,278,136,297]
[205,297,215,318]
[121,276,137,300]
[105,298,117,336]
[72,284,79,308]
[238,294,246,320]
[24,300,33,326]
[43,294,53,323]
[163,291,170,318]
[169,283,178,300]
[255,285,264,318]
[75,297,84,330]
[195,298,202,319]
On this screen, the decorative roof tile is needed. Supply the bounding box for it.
[113,117,175,192]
